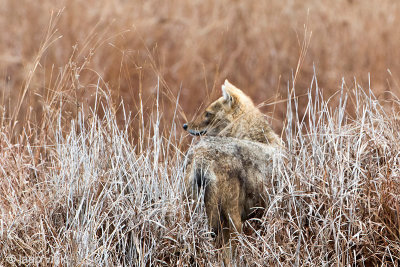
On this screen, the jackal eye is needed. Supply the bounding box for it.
[205,111,213,118]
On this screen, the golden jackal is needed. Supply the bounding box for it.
[183,80,282,257]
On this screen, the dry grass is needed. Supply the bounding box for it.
[1,72,400,266]
[2,0,400,135]
[1,0,400,266]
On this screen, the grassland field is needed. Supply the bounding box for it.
[1,0,400,266]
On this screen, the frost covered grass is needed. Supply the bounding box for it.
[1,73,400,266]
[0,87,215,266]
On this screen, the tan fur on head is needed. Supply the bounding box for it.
[183,80,281,146]
[221,79,254,110]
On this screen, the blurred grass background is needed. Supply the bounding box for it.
[2,0,400,140]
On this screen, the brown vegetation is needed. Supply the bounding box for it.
[2,0,400,137]
[1,0,400,266]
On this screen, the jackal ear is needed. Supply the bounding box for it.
[222,84,234,107]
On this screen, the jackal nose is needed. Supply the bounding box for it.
[183,123,188,130]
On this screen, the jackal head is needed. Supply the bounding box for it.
[183,80,255,136]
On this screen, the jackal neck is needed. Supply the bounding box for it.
[220,109,281,146]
